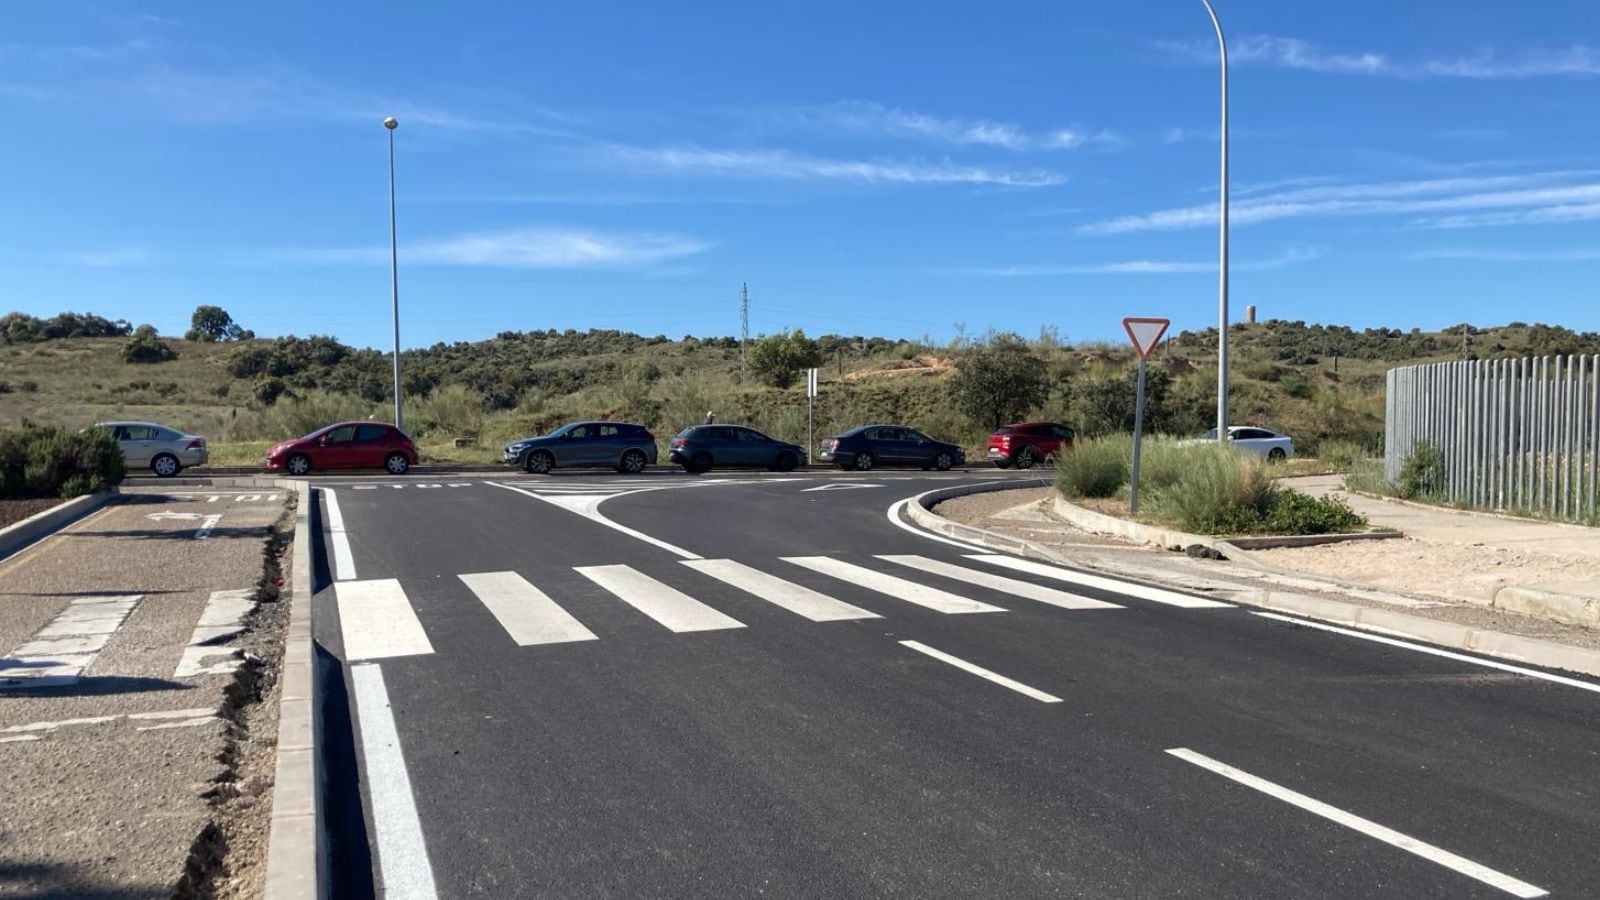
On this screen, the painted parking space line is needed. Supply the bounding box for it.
[1166,747,1547,898]
[682,559,881,622]
[174,588,257,678]
[965,555,1233,609]
[335,579,434,661]
[783,557,1006,615]
[458,571,598,646]
[899,640,1063,703]
[575,565,745,633]
[322,489,357,581]
[877,555,1123,611]
[351,663,440,900]
[0,595,142,689]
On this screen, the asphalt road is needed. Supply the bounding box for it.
[308,467,1600,899]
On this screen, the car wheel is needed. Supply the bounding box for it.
[1015,447,1036,470]
[618,449,648,474]
[286,454,311,477]
[1268,447,1287,462]
[689,452,713,474]
[934,452,954,472]
[853,452,874,472]
[525,450,554,474]
[773,451,798,472]
[385,453,410,475]
[151,453,181,478]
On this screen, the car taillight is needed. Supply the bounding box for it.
[824,439,838,450]
[671,438,687,449]
[186,439,204,450]
[1000,435,1012,446]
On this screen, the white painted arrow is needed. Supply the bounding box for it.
[801,482,885,492]
[146,511,205,521]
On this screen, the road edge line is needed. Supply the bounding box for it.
[264,478,326,899]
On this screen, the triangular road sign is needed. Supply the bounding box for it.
[800,482,884,492]
[1122,317,1171,359]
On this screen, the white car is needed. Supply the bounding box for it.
[1200,426,1294,461]
[94,421,209,477]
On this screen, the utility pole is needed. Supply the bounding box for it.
[740,282,749,371]
[1200,0,1231,438]
[384,116,402,431]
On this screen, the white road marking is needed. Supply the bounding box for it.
[682,559,881,622]
[322,489,357,580]
[886,499,984,550]
[335,580,434,661]
[1166,747,1548,898]
[575,565,745,633]
[0,595,141,689]
[2,715,119,733]
[782,557,1006,615]
[0,735,41,743]
[457,572,598,646]
[127,707,218,720]
[351,663,440,900]
[801,482,884,492]
[193,513,223,539]
[1252,612,1600,696]
[487,481,703,559]
[899,640,1063,703]
[966,555,1233,609]
[877,555,1123,611]
[137,716,219,731]
[175,588,257,678]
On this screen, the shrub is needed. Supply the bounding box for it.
[1397,442,1445,499]
[0,425,125,499]
[1261,491,1365,534]
[1317,439,1370,472]
[19,380,39,393]
[122,324,177,363]
[1146,443,1277,533]
[412,384,486,437]
[1055,435,1130,498]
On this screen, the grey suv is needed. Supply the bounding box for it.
[504,421,658,474]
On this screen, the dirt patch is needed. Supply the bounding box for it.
[1255,538,1600,605]
[935,488,1053,524]
[0,497,62,528]
[840,355,954,383]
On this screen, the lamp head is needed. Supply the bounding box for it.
[383,117,398,130]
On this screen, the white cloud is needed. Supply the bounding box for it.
[279,228,710,268]
[783,101,1119,151]
[1409,247,1600,262]
[1157,36,1386,74]
[957,244,1323,276]
[1158,35,1600,79]
[1423,47,1600,78]
[606,144,1065,187]
[1417,203,1600,229]
[55,246,155,267]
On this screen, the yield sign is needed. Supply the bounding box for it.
[1122,317,1170,360]
[800,482,884,492]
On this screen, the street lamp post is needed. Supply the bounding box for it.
[1199,0,1230,438]
[384,117,402,431]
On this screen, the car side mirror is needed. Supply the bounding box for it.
[318,436,329,446]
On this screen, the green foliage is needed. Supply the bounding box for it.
[0,311,132,344]
[185,305,246,342]
[1316,439,1371,472]
[1054,435,1131,498]
[1260,491,1366,534]
[1063,366,1212,438]
[228,392,384,441]
[122,325,178,364]
[0,425,124,499]
[410,384,486,437]
[1397,442,1445,499]
[253,376,290,406]
[947,332,1047,429]
[747,329,823,389]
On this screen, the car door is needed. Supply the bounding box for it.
[555,424,592,466]
[897,428,934,466]
[354,424,390,467]
[316,425,360,468]
[738,428,776,467]
[1231,428,1271,458]
[596,424,627,467]
[120,425,156,466]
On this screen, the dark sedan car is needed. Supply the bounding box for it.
[669,425,806,474]
[504,421,658,474]
[819,425,964,471]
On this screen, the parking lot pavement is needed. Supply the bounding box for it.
[0,488,291,898]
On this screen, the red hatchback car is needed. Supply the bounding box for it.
[266,421,418,476]
[987,422,1075,469]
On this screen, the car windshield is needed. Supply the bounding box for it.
[547,424,576,438]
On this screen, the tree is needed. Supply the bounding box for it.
[747,329,823,389]
[947,332,1048,430]
[185,305,246,342]
[122,324,178,364]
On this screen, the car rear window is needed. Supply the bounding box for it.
[993,426,1015,435]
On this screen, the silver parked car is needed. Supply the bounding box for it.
[95,421,209,477]
[1200,425,1294,461]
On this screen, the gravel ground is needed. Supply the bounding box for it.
[0,497,62,529]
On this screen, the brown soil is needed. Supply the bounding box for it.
[840,355,954,382]
[0,497,62,528]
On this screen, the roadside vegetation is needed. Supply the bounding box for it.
[0,425,124,499]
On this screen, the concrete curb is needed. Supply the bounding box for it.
[909,482,1600,680]
[263,479,325,899]
[1046,494,1399,553]
[0,490,119,561]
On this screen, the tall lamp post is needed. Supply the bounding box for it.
[384,116,403,431]
[1199,0,1230,437]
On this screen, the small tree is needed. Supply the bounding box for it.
[947,332,1047,430]
[747,329,823,389]
[122,324,178,364]
[185,305,245,342]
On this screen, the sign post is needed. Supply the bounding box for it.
[1122,317,1171,514]
[805,367,819,463]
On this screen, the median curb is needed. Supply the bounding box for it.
[263,479,326,899]
[909,482,1600,681]
[0,489,119,561]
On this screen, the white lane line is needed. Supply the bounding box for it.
[886,498,983,550]
[782,557,1006,615]
[174,588,257,678]
[574,565,745,633]
[899,640,1062,703]
[1166,748,1548,898]
[194,513,222,539]
[457,572,598,646]
[877,555,1123,611]
[351,663,440,900]
[335,580,435,661]
[486,481,703,559]
[0,735,41,743]
[965,554,1233,609]
[1252,612,1600,696]
[681,559,881,622]
[322,489,357,581]
[137,716,219,731]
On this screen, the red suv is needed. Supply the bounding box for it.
[987,422,1074,469]
[266,421,418,476]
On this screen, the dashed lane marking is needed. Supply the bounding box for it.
[351,663,440,900]
[575,564,746,633]
[899,640,1063,703]
[322,489,357,581]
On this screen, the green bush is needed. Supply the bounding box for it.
[1261,491,1365,534]
[0,426,125,499]
[1317,439,1371,472]
[1397,442,1445,499]
[411,383,486,437]
[1055,434,1130,498]
[122,324,178,364]
[1145,443,1277,533]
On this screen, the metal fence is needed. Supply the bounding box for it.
[1385,355,1600,522]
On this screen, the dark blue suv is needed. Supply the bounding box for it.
[669,425,806,474]
[819,424,964,471]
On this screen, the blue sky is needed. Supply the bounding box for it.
[2,1,1599,349]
